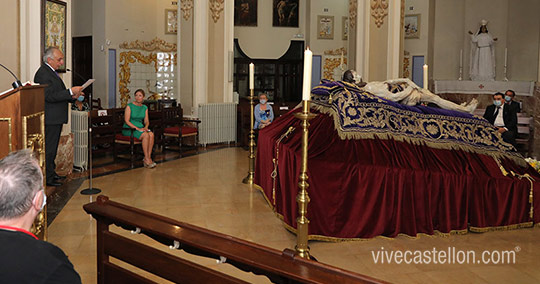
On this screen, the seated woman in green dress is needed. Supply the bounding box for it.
[123,89,156,168]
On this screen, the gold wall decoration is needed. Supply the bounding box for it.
[403,51,410,78]
[209,0,225,23]
[180,0,193,21]
[323,47,348,56]
[118,51,178,107]
[371,0,389,28]
[119,37,177,52]
[323,58,347,80]
[349,0,357,29]
[0,118,12,152]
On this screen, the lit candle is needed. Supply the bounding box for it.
[459,49,463,69]
[504,48,508,67]
[302,48,313,101]
[249,63,254,90]
[423,64,428,89]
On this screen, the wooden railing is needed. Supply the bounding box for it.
[83,196,385,284]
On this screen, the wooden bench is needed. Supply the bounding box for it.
[84,195,384,284]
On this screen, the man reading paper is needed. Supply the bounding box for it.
[34,47,84,187]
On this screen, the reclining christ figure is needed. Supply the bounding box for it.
[343,70,479,114]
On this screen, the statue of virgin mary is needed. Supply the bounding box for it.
[469,20,496,81]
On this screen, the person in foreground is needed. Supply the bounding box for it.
[483,92,518,145]
[123,89,156,168]
[254,93,274,129]
[0,150,81,283]
[34,46,84,187]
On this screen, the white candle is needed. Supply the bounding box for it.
[423,64,428,89]
[504,48,508,67]
[302,48,313,101]
[249,63,254,90]
[340,50,344,67]
[459,49,463,68]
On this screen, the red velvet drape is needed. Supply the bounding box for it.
[255,109,540,239]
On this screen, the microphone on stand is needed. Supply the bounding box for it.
[68,68,101,195]
[0,63,23,89]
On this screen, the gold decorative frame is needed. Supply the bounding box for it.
[0,118,12,152]
[323,58,347,80]
[317,15,334,40]
[342,16,349,40]
[371,0,389,28]
[118,51,178,107]
[165,9,178,34]
[349,0,357,29]
[119,37,177,52]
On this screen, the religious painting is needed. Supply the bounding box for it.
[234,0,257,26]
[404,14,420,39]
[317,16,334,40]
[42,0,67,72]
[165,9,178,34]
[272,0,299,27]
[342,16,349,40]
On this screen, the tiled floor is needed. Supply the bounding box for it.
[47,147,540,283]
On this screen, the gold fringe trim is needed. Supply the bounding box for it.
[252,184,510,243]
[310,103,528,168]
[469,222,534,233]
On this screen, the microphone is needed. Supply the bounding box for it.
[0,63,23,89]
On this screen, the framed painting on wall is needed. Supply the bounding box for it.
[342,16,349,40]
[165,9,178,34]
[42,0,67,72]
[404,14,420,39]
[317,15,334,40]
[234,0,257,26]
[272,0,299,27]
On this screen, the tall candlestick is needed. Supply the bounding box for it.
[302,48,313,101]
[249,63,254,90]
[423,64,428,89]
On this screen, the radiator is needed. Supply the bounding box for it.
[198,103,237,146]
[71,110,88,170]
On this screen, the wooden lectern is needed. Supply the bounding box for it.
[0,85,47,240]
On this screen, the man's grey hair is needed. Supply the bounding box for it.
[0,150,43,219]
[43,46,60,64]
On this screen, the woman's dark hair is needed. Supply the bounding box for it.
[478,25,488,34]
[342,70,355,83]
[134,89,145,96]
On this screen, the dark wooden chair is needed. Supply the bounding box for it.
[89,109,116,163]
[84,195,385,284]
[91,98,102,110]
[515,116,533,157]
[162,106,200,155]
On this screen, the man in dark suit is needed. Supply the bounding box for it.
[504,89,521,113]
[0,150,81,283]
[483,92,518,146]
[34,47,83,186]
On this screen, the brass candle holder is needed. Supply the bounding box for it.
[242,89,256,184]
[293,100,317,259]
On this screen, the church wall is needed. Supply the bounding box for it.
[404,0,431,74]
[72,0,92,37]
[234,0,307,59]
[308,0,349,56]
[432,0,464,80]
[0,0,20,89]
[506,0,540,81]
[207,6,225,104]
[179,8,194,114]
[92,0,107,107]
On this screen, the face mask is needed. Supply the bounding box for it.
[260,99,267,104]
[493,100,502,107]
[39,190,47,212]
[504,96,512,102]
[77,95,85,102]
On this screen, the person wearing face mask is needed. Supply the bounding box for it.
[0,150,81,283]
[254,93,274,129]
[71,93,90,111]
[483,92,518,145]
[504,89,521,113]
